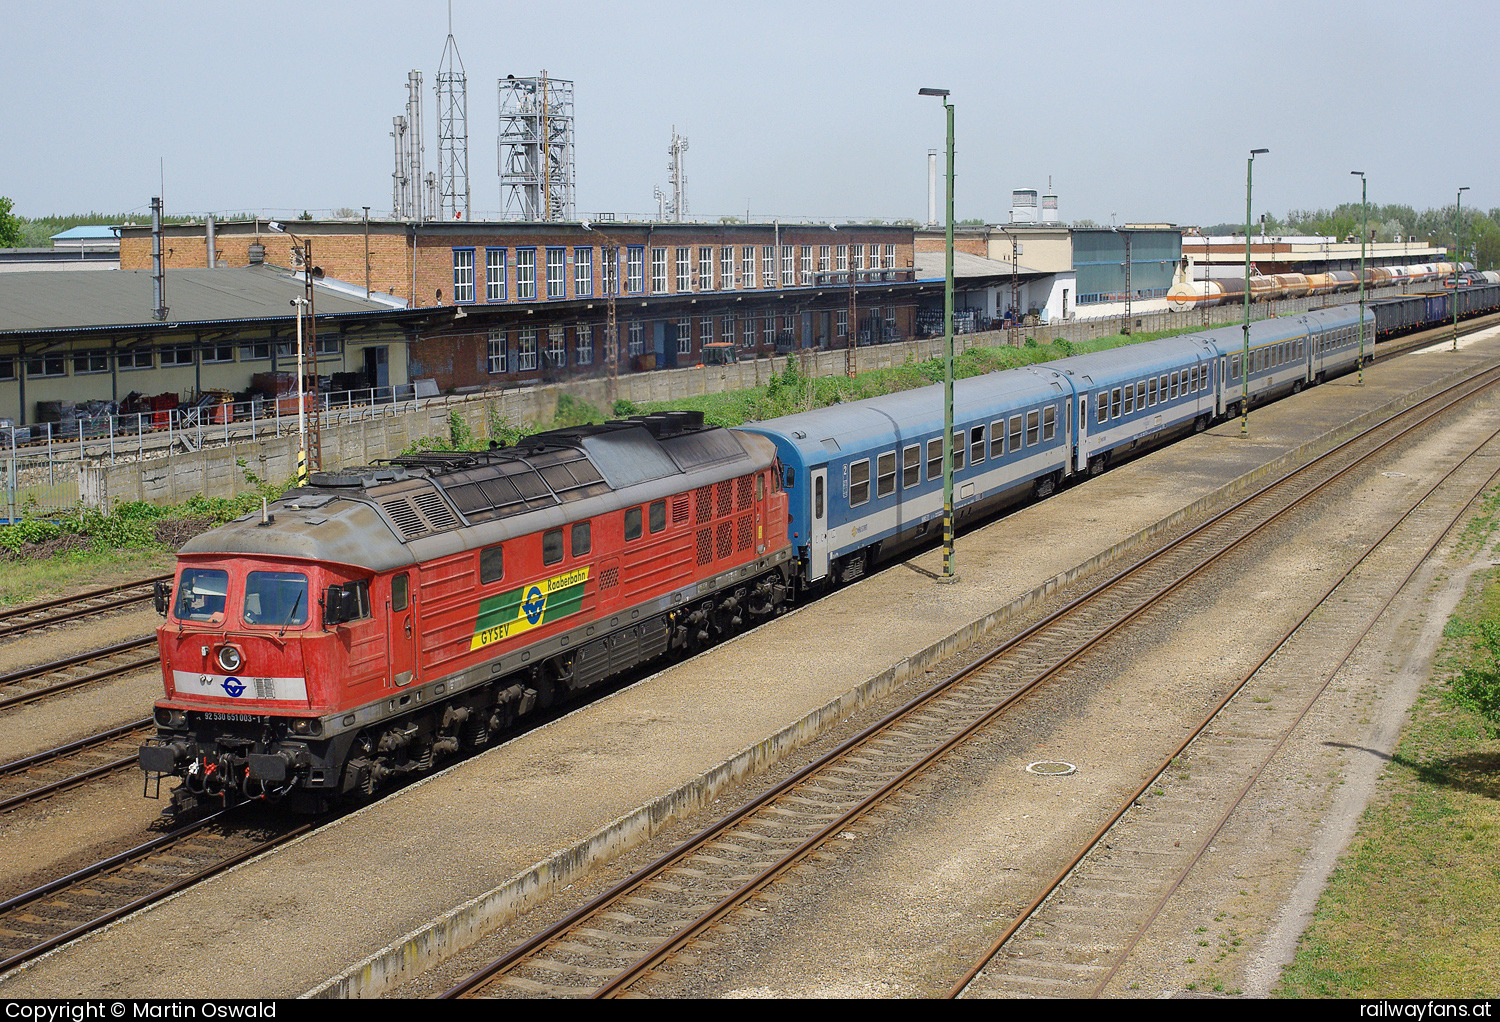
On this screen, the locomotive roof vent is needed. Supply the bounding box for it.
[310,467,416,488]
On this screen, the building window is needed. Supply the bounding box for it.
[201,344,235,364]
[800,245,813,282]
[574,247,592,297]
[575,324,593,366]
[819,244,831,272]
[651,247,667,294]
[676,247,691,292]
[742,315,755,349]
[160,345,194,368]
[762,246,774,286]
[837,245,848,272]
[721,247,734,289]
[516,327,537,371]
[698,246,713,290]
[837,309,848,338]
[764,315,775,347]
[74,350,110,374]
[627,320,645,356]
[315,336,340,359]
[699,316,713,349]
[742,246,756,288]
[517,247,537,300]
[781,245,794,285]
[0,358,14,381]
[883,244,896,269]
[487,329,507,374]
[546,326,566,368]
[602,249,618,296]
[677,319,691,355]
[120,348,155,369]
[453,248,475,303]
[486,248,507,301]
[25,354,66,377]
[722,313,735,346]
[851,244,864,270]
[547,247,566,299]
[626,247,644,293]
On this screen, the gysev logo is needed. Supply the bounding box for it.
[470,567,590,651]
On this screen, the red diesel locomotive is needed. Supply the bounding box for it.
[139,411,795,814]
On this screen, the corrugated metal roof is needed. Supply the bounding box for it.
[50,226,119,240]
[0,266,402,334]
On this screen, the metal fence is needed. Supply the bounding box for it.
[2,383,427,521]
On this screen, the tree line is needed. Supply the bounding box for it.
[1202,202,1500,269]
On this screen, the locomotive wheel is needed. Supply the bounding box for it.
[534,673,557,710]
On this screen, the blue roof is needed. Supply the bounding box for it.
[50,226,118,240]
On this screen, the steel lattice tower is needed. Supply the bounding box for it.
[436,25,469,220]
[498,72,575,221]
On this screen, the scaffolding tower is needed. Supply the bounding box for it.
[436,26,470,220]
[498,72,575,221]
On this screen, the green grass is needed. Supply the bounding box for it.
[1275,567,1500,998]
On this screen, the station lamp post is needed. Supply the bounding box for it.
[1242,148,1268,437]
[1453,186,1469,351]
[289,297,310,483]
[920,86,957,582]
[1352,171,1366,385]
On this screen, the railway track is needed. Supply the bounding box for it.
[0,718,153,814]
[0,636,158,710]
[436,354,1500,998]
[0,575,170,642]
[952,392,1500,997]
[0,807,316,976]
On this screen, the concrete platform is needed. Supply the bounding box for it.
[4,328,1499,1000]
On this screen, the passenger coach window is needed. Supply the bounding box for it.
[1009,415,1023,450]
[625,507,643,541]
[1026,410,1040,446]
[174,567,228,622]
[990,420,1005,458]
[905,445,922,488]
[926,440,941,481]
[649,499,666,533]
[543,528,564,565]
[572,521,591,556]
[244,571,309,627]
[1043,406,1057,441]
[1095,393,1107,424]
[480,545,504,584]
[877,452,897,498]
[850,460,870,506]
[971,426,985,465]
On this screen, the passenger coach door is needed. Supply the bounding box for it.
[809,467,830,582]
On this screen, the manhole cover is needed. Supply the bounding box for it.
[1026,761,1077,776]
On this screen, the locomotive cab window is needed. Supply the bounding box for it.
[649,499,667,534]
[174,567,228,622]
[392,573,410,612]
[243,571,308,627]
[480,544,504,584]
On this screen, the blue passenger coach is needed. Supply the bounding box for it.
[743,369,1073,585]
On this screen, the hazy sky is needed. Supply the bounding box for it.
[4,1,1495,227]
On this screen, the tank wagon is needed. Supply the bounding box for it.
[140,411,795,814]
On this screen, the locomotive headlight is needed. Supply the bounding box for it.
[216,645,243,674]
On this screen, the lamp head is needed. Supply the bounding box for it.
[918,87,950,97]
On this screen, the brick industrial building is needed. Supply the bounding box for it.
[119,218,923,392]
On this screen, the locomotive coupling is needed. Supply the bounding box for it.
[138,740,194,774]
[247,749,308,783]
